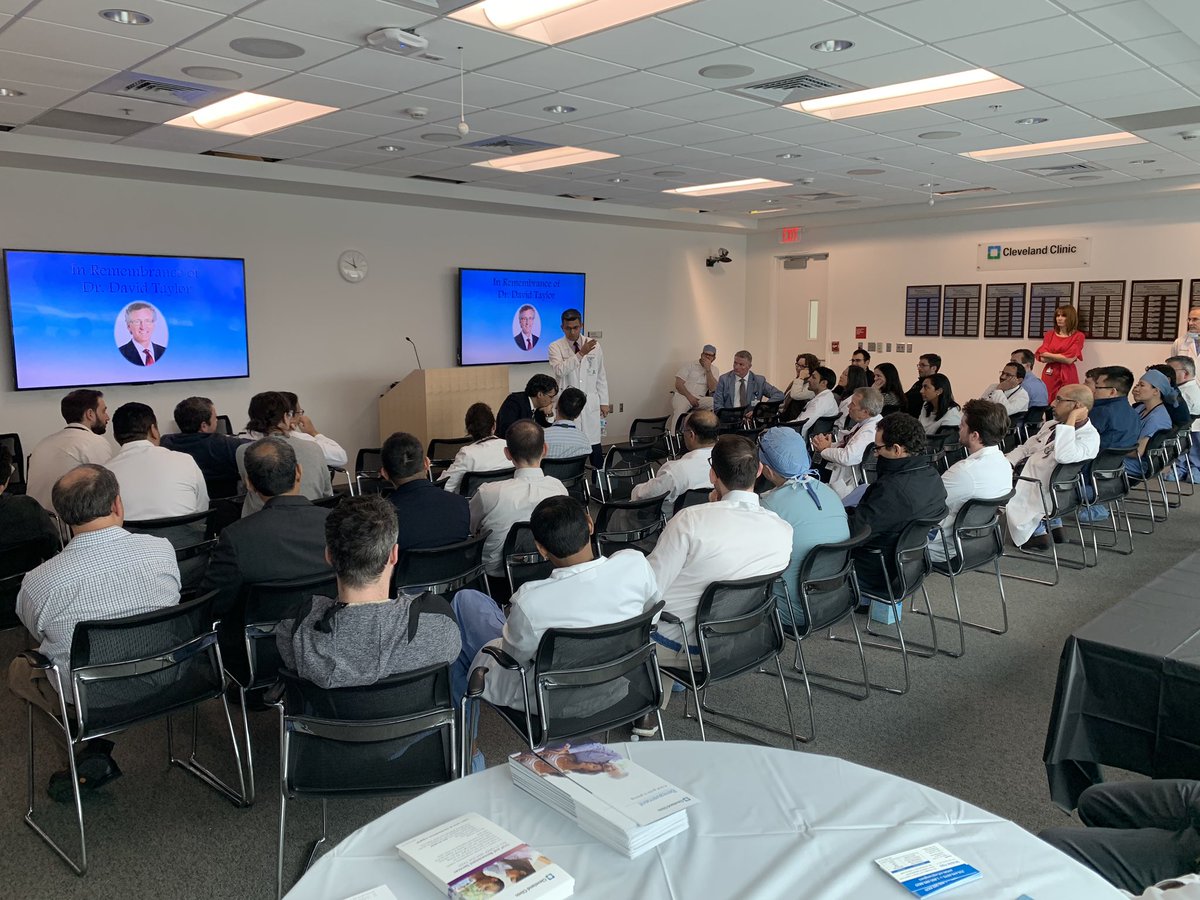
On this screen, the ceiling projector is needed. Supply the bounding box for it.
[366,28,429,55]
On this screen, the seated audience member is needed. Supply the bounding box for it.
[982,362,1031,415]
[631,409,719,516]
[1040,779,1200,898]
[1012,348,1050,409]
[640,435,792,735]
[671,344,718,429]
[275,495,462,691]
[469,421,566,585]
[543,388,592,460]
[497,374,558,439]
[379,431,470,554]
[905,354,941,417]
[236,392,332,516]
[1005,384,1099,549]
[104,402,208,520]
[929,400,1013,562]
[795,366,839,436]
[872,362,905,412]
[712,350,784,415]
[918,373,963,435]
[1171,304,1200,363]
[440,402,512,494]
[834,366,872,419]
[851,347,871,369]
[160,396,248,489]
[1167,356,1200,480]
[811,388,885,499]
[1125,370,1180,479]
[758,428,849,629]
[1089,366,1141,450]
[26,389,113,511]
[780,353,821,422]
[279,391,348,469]
[0,446,59,557]
[10,464,179,799]
[1146,364,1194,428]
[201,438,332,617]
[464,495,659,712]
[849,413,947,601]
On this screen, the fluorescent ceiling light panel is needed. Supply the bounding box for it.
[787,69,1021,121]
[959,132,1146,161]
[664,178,791,197]
[166,92,337,136]
[449,0,698,44]
[471,145,619,173]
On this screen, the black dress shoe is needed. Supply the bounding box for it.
[1022,534,1051,551]
[48,752,123,803]
[1051,526,1065,544]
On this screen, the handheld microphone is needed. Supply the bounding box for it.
[405,336,423,370]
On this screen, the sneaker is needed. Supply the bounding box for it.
[631,714,659,739]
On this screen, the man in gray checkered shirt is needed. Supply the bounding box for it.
[9,463,180,800]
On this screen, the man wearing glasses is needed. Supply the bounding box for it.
[904,353,941,417]
[982,362,1031,415]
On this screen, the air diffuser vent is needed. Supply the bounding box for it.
[409,174,466,184]
[728,70,860,105]
[461,135,553,155]
[94,72,227,107]
[1022,162,1106,176]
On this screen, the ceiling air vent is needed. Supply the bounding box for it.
[558,193,605,201]
[0,124,14,132]
[94,72,229,107]
[1022,162,1106,176]
[461,135,554,155]
[935,186,997,197]
[790,191,850,201]
[201,150,280,163]
[728,70,860,105]
[27,109,152,137]
[409,174,466,184]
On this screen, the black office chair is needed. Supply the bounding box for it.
[204,475,242,501]
[716,406,750,434]
[750,399,783,429]
[859,442,879,485]
[1020,406,1050,441]
[541,453,590,503]
[427,437,472,481]
[394,532,491,597]
[804,415,838,448]
[18,593,247,875]
[658,573,797,750]
[458,467,514,499]
[221,572,338,805]
[0,432,27,494]
[463,601,666,755]
[592,495,667,557]
[502,522,552,598]
[672,487,710,515]
[599,445,654,501]
[310,494,343,510]
[214,415,233,436]
[272,664,458,898]
[628,415,671,463]
[1079,446,1137,555]
[1005,459,1092,584]
[124,509,219,598]
[354,447,391,496]
[0,537,56,630]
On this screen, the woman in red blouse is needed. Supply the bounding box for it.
[1036,304,1086,401]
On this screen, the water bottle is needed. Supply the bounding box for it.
[600,416,608,439]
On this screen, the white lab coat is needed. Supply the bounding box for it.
[548,336,609,446]
[1004,419,1099,545]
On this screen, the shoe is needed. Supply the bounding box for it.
[671,681,687,694]
[48,752,123,803]
[1051,526,1065,544]
[853,604,870,616]
[1077,505,1110,523]
[1021,535,1051,551]
[631,714,659,739]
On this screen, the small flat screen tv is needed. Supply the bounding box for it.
[458,267,585,366]
[4,249,250,390]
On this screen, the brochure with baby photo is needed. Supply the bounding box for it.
[875,843,982,897]
[396,813,573,900]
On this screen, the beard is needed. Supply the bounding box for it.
[90,422,107,435]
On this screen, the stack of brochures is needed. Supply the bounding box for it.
[397,813,574,900]
[508,742,698,858]
[874,843,983,897]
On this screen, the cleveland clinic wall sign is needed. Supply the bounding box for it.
[976,237,1092,271]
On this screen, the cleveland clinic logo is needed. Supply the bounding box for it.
[987,245,1001,260]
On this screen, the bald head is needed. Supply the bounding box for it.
[53,463,122,531]
[1058,384,1093,410]
[684,409,719,449]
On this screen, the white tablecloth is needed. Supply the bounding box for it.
[285,741,1121,900]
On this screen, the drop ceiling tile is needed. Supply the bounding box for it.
[0,100,44,125]
[562,18,732,69]
[339,133,446,155]
[693,134,796,155]
[1078,1,1176,41]
[572,107,690,135]
[490,92,620,123]
[927,88,1060,119]
[630,146,730,166]
[1161,60,1200,90]
[990,43,1145,87]
[257,124,367,147]
[0,18,163,70]
[15,124,124,143]
[303,49,448,91]
[477,48,632,91]
[238,0,432,44]
[0,0,23,11]
[585,135,676,157]
[748,18,921,71]
[874,0,1062,42]
[856,108,962,133]
[1073,85,1200,116]
[413,74,546,108]
[26,0,224,44]
[280,158,354,170]
[974,106,1113,141]
[422,165,512,183]
[637,120,742,145]
[410,17,542,70]
[180,18,356,71]
[873,128,1017,155]
[760,119,875,144]
[257,72,394,107]
[507,122,621,146]
[58,91,183,123]
[940,17,1109,68]
[0,77,79,108]
[647,47,797,90]
[404,146,495,168]
[156,0,250,12]
[641,90,770,122]
[1124,33,1200,65]
[138,48,291,90]
[0,49,115,92]
[117,123,239,151]
[821,46,972,87]
[706,106,809,134]
[219,136,328,157]
[1040,67,1178,105]
[568,71,705,107]
[432,108,556,135]
[293,146,403,165]
[803,133,913,155]
[355,156,460,175]
[353,92,480,122]
[309,108,412,134]
[659,0,851,45]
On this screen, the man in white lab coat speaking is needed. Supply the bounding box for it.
[548,308,610,467]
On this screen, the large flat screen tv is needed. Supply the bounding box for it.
[4,249,250,390]
[459,267,585,366]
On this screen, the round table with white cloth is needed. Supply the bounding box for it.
[285,740,1120,900]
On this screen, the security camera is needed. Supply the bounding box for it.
[705,248,733,267]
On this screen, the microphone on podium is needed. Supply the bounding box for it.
[406,336,423,370]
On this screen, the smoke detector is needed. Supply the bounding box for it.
[366,28,429,55]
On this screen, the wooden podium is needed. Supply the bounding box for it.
[378,366,509,449]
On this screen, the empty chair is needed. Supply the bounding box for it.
[354,447,391,496]
[592,495,667,557]
[394,532,490,597]
[458,467,514,499]
[716,406,750,434]
[540,453,590,503]
[672,487,711,515]
[427,436,472,481]
[750,399,783,429]
[0,432,26,494]
[503,522,552,597]
[628,415,671,463]
[599,445,654,501]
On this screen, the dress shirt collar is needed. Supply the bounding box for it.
[514,467,546,481]
[115,439,155,455]
[548,557,606,581]
[263,494,312,509]
[965,444,1003,462]
[552,421,580,430]
[67,526,126,550]
[719,489,760,509]
[65,423,94,434]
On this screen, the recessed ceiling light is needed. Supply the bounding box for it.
[165,92,337,136]
[787,68,1020,121]
[543,104,576,113]
[846,168,884,175]
[776,152,801,159]
[811,39,854,52]
[422,132,462,142]
[181,65,242,81]
[1015,117,1048,125]
[919,182,938,188]
[698,64,755,79]
[449,0,698,44]
[1128,159,1156,164]
[918,130,961,139]
[228,37,306,59]
[472,146,620,172]
[0,87,26,97]
[748,208,790,214]
[378,145,403,152]
[608,177,627,183]
[1069,174,1103,181]
[653,169,687,177]
[763,198,779,203]
[961,132,1146,161]
[100,9,152,25]
[663,177,791,197]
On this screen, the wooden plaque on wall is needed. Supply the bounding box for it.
[1077,281,1125,341]
[905,284,941,336]
[984,283,1026,339]
[942,284,981,337]
[1127,279,1182,342]
[1028,282,1073,340]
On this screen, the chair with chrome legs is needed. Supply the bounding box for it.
[272,664,458,899]
[1002,459,1093,585]
[18,592,247,875]
[657,573,797,750]
[1077,447,1136,555]
[1124,430,1174,533]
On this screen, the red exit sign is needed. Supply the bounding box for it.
[780,226,800,244]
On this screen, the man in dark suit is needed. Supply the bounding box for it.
[199,437,332,617]
[513,303,540,351]
[118,301,167,366]
[380,431,470,554]
[496,373,558,438]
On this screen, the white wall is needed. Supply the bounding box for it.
[746,194,1200,399]
[0,166,746,461]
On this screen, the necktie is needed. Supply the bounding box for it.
[143,349,154,366]
[572,340,580,354]
[738,378,747,407]
[525,338,531,350]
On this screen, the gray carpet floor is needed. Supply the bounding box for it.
[1,493,1196,899]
